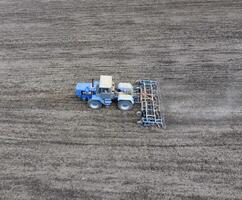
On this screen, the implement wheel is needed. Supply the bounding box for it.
[88,100,102,109]
[118,100,133,111]
[136,111,142,117]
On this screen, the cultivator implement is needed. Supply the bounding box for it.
[134,80,165,128]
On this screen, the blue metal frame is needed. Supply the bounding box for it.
[75,81,99,100]
[75,80,113,106]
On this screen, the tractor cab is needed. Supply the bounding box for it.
[96,75,115,99]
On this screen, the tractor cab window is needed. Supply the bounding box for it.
[104,88,109,93]
[99,88,111,94]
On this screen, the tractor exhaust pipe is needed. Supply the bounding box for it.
[91,79,94,95]
[91,79,94,87]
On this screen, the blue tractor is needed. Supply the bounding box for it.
[75,75,165,127]
[75,75,135,111]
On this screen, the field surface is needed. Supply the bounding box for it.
[0,0,242,199]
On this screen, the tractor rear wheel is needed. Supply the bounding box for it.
[118,100,133,111]
[88,100,102,109]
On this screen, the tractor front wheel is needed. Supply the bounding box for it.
[88,100,102,109]
[118,100,133,111]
